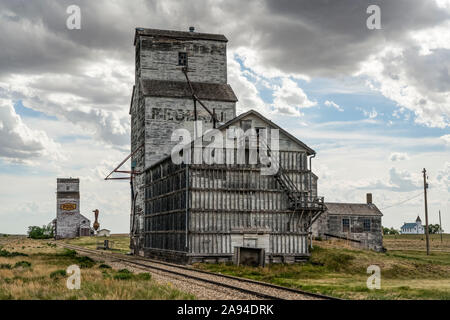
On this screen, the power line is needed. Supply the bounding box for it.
[380,192,423,210]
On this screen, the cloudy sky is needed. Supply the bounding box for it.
[0,0,449,234]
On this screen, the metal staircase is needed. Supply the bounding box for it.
[260,139,326,230]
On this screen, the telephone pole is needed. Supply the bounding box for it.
[439,210,443,243]
[423,168,430,255]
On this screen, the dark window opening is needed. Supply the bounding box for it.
[240,120,252,132]
[363,219,371,232]
[342,218,350,232]
[178,52,187,66]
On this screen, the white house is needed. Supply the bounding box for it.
[400,216,424,234]
[96,229,111,237]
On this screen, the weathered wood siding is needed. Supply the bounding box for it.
[142,147,316,263]
[138,38,227,84]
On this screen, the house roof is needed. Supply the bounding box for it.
[401,223,418,229]
[325,202,383,216]
[134,28,228,45]
[217,110,316,155]
[57,178,79,183]
[140,79,238,102]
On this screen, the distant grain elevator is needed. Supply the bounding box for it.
[55,178,92,239]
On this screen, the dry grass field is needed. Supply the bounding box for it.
[61,234,131,254]
[383,233,450,252]
[196,234,450,300]
[2,233,449,300]
[0,235,194,300]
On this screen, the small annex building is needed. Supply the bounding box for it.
[312,193,383,251]
[96,229,111,237]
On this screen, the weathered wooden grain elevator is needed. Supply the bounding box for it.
[128,28,325,264]
[54,178,92,239]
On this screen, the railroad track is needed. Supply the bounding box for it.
[60,243,338,300]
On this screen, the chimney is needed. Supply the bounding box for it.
[189,26,195,32]
[366,193,372,204]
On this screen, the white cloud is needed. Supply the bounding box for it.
[324,100,344,112]
[390,152,410,162]
[0,58,132,148]
[358,46,450,128]
[272,78,316,116]
[227,54,268,116]
[359,107,378,119]
[0,99,61,163]
[441,134,450,145]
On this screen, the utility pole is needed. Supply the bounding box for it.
[422,168,430,255]
[439,210,443,243]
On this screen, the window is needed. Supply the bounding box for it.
[240,120,252,132]
[363,219,371,232]
[342,218,350,232]
[66,186,70,191]
[178,52,187,66]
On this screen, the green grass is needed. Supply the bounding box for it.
[13,261,32,269]
[63,235,130,254]
[49,270,67,279]
[0,237,194,300]
[0,249,28,257]
[195,239,450,300]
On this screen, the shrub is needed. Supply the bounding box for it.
[118,268,132,273]
[114,269,133,280]
[99,264,112,269]
[27,224,54,239]
[75,256,96,268]
[59,249,77,257]
[310,247,355,272]
[50,269,67,278]
[0,264,12,269]
[136,273,151,280]
[0,249,28,257]
[14,261,32,268]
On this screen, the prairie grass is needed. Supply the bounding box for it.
[63,234,130,254]
[196,235,450,300]
[0,236,194,300]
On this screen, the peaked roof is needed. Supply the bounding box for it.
[416,216,422,222]
[324,202,383,216]
[145,109,317,170]
[218,110,316,155]
[140,79,238,102]
[401,222,419,229]
[134,28,228,45]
